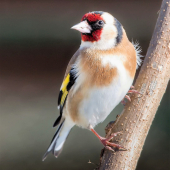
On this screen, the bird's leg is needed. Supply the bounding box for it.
[90,126,126,152]
[121,85,140,105]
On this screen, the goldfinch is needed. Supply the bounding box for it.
[42,11,142,161]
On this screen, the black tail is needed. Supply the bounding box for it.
[42,119,65,161]
[42,118,74,161]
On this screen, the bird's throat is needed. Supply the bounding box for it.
[81,29,102,42]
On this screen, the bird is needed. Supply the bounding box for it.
[42,11,142,161]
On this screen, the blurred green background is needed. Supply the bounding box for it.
[0,0,169,170]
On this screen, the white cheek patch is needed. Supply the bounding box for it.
[102,12,114,25]
[99,24,117,48]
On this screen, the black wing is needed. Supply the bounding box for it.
[53,68,77,127]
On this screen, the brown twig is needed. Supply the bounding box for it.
[99,0,170,169]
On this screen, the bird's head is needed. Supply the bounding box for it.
[71,11,124,50]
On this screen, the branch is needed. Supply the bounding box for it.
[99,0,170,169]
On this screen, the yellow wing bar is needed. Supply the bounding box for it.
[58,69,76,113]
[59,74,70,107]
[54,69,76,127]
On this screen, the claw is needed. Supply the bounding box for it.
[121,95,131,105]
[90,127,127,152]
[121,86,141,105]
[105,141,127,151]
[105,146,115,152]
[124,95,131,102]
[128,89,140,94]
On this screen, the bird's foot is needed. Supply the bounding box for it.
[121,95,131,105]
[99,132,127,152]
[121,86,140,105]
[127,85,140,95]
[90,127,126,152]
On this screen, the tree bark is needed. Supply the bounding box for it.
[99,0,170,169]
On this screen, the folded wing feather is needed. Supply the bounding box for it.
[53,68,77,127]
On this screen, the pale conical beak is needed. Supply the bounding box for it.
[71,20,92,33]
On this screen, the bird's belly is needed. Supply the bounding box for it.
[77,75,133,128]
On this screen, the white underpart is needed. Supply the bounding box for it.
[132,40,143,69]
[77,54,133,128]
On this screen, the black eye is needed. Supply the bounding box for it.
[98,20,104,25]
